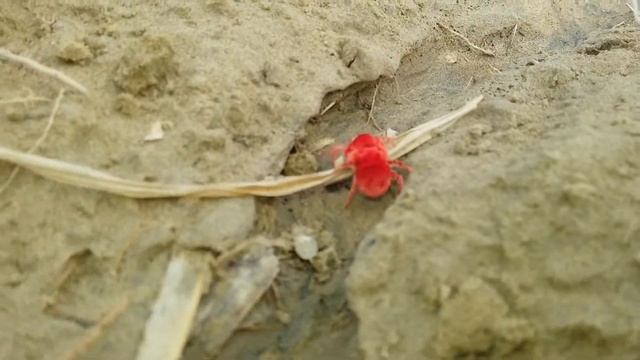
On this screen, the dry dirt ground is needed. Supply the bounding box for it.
[1,1,640,359]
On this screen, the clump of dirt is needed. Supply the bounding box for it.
[283,150,318,176]
[57,40,93,64]
[114,36,178,96]
[434,277,533,358]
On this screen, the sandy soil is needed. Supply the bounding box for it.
[1,1,639,359]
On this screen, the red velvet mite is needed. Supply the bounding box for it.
[336,133,412,207]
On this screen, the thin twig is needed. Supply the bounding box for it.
[392,76,410,103]
[0,48,88,94]
[507,23,519,53]
[270,281,284,309]
[308,137,336,153]
[463,76,475,91]
[112,223,143,276]
[43,255,79,310]
[0,89,64,195]
[61,297,129,360]
[24,90,64,155]
[611,21,626,30]
[488,64,501,73]
[319,101,336,116]
[367,81,383,132]
[437,23,496,57]
[0,96,51,105]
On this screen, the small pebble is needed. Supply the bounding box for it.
[292,225,318,261]
[144,121,164,142]
[467,124,492,138]
[444,52,458,64]
[385,128,398,137]
[275,310,291,324]
[294,233,318,261]
[57,41,93,64]
[283,151,318,175]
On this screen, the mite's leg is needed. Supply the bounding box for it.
[344,177,359,208]
[390,160,413,173]
[391,171,405,194]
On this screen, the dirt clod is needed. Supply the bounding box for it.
[114,35,178,95]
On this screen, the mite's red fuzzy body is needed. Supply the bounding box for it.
[339,133,412,207]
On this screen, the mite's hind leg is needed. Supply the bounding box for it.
[344,177,359,208]
[391,171,405,194]
[390,159,413,173]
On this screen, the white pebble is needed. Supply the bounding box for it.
[385,128,398,138]
[294,233,318,261]
[144,121,164,142]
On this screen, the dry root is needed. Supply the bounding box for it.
[0,48,88,94]
[0,89,65,194]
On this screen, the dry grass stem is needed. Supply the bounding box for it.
[24,90,65,156]
[392,76,410,103]
[112,224,143,276]
[387,95,482,159]
[0,48,88,94]
[43,259,78,310]
[270,281,283,309]
[629,1,640,24]
[136,256,204,360]
[61,297,129,360]
[464,76,475,91]
[0,95,483,199]
[308,137,336,153]
[319,100,336,116]
[0,96,51,105]
[0,89,64,194]
[507,23,519,52]
[186,245,279,358]
[367,81,383,132]
[437,23,496,57]
[611,21,626,29]
[43,248,93,311]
